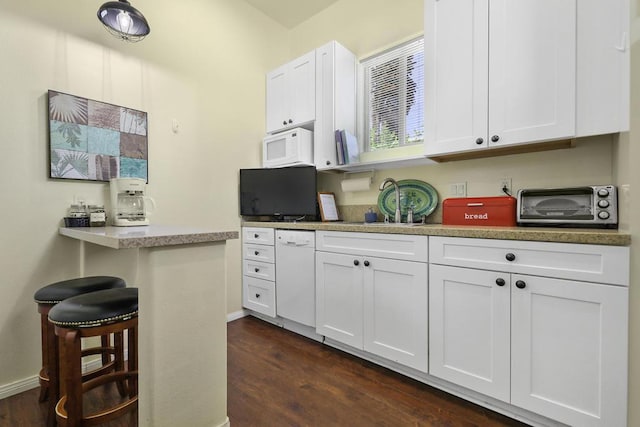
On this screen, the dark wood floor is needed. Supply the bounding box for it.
[1,316,529,426]
[228,316,529,427]
[0,382,136,426]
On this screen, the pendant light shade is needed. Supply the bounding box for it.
[98,0,150,42]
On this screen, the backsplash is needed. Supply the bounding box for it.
[320,136,615,225]
[339,204,443,224]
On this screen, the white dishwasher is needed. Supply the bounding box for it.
[275,230,316,327]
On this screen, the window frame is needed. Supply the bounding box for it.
[357,36,425,153]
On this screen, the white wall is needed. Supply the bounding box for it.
[0,0,288,393]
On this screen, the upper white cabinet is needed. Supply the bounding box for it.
[266,51,316,134]
[424,0,629,158]
[576,0,630,136]
[265,42,356,169]
[314,41,356,170]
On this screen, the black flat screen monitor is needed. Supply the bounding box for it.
[239,166,318,219]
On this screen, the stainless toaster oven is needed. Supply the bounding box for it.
[517,185,617,228]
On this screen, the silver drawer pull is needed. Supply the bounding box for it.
[467,203,484,207]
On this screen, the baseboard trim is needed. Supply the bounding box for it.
[0,354,127,400]
[0,376,39,400]
[227,310,248,322]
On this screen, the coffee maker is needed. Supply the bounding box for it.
[110,178,155,226]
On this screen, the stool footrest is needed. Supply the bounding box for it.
[56,371,138,426]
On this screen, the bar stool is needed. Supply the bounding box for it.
[34,276,127,421]
[49,287,138,427]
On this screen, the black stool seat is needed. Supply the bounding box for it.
[34,276,128,426]
[34,276,126,304]
[52,287,139,425]
[49,287,138,327]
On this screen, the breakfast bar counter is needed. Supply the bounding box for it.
[59,225,239,427]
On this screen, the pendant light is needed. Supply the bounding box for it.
[97,0,150,42]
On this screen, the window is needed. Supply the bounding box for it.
[361,37,424,152]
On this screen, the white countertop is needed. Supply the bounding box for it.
[59,225,239,249]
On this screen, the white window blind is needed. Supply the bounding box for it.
[362,37,424,152]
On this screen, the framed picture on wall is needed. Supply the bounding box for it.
[48,90,148,182]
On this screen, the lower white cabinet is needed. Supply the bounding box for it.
[429,237,629,427]
[242,227,276,317]
[429,265,510,401]
[510,274,628,427]
[316,231,429,372]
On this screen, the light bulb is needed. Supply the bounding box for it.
[116,10,132,33]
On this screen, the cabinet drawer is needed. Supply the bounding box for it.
[243,259,275,282]
[316,231,428,262]
[243,243,275,263]
[429,237,629,286]
[242,227,275,245]
[243,276,276,317]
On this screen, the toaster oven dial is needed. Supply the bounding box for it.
[597,188,610,197]
[598,211,611,220]
[598,200,610,208]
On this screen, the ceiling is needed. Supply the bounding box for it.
[243,0,340,29]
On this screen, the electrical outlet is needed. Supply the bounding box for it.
[500,178,512,195]
[449,182,467,197]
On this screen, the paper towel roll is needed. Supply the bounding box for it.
[341,177,372,192]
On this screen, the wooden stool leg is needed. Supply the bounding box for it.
[39,311,50,402]
[45,313,59,427]
[100,334,111,365]
[127,326,138,399]
[59,329,83,427]
[114,331,127,397]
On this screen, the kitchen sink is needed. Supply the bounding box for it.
[350,222,427,227]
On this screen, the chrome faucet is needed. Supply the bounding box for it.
[379,178,402,223]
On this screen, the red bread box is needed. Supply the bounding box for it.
[442,196,517,226]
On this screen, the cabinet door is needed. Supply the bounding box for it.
[363,257,429,372]
[429,265,510,401]
[576,0,630,136]
[288,51,316,128]
[314,42,338,169]
[488,0,576,147]
[315,251,363,348]
[511,275,628,427]
[424,0,489,156]
[265,64,288,133]
[314,41,357,170]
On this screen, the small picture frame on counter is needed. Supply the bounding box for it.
[318,192,339,222]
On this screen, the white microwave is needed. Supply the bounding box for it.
[262,128,313,168]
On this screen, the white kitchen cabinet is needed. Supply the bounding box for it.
[315,251,364,348]
[425,0,630,157]
[576,0,630,136]
[314,41,356,170]
[266,51,315,134]
[429,264,510,402]
[362,256,428,371]
[511,274,628,427]
[429,237,629,426]
[316,231,429,372]
[242,227,276,317]
[425,0,576,157]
